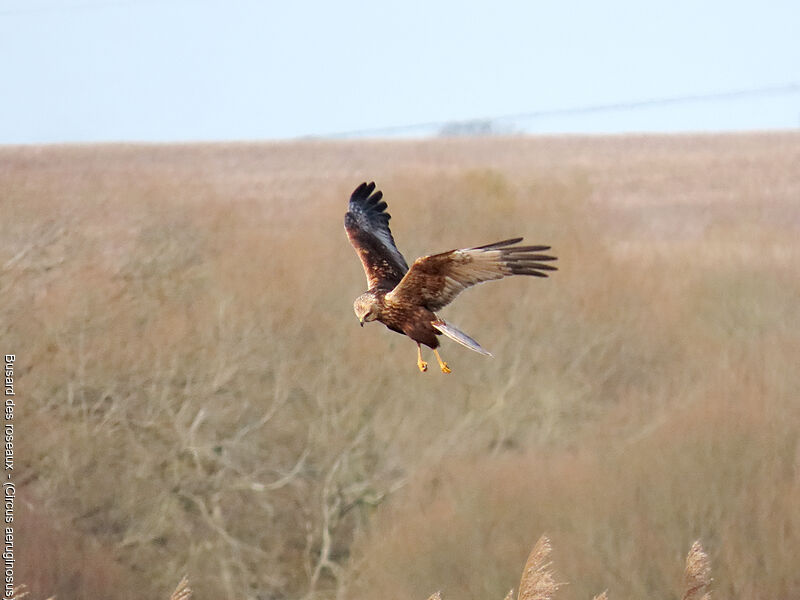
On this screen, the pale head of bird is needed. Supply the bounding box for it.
[353,292,381,327]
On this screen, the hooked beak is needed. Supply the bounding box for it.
[359,317,365,327]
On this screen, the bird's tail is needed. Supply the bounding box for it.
[432,320,493,356]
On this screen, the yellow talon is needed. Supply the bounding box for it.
[416,344,428,373]
[433,349,452,374]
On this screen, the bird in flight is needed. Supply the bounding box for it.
[344,182,557,373]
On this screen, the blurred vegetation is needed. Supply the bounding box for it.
[2,132,799,599]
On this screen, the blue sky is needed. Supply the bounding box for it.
[2,0,799,143]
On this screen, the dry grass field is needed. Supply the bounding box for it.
[2,132,799,600]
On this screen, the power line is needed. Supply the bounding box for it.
[319,81,800,139]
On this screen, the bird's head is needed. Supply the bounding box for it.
[353,292,381,327]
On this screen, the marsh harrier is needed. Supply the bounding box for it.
[345,182,557,373]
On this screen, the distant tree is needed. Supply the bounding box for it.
[438,119,517,137]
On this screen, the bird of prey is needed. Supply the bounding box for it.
[344,182,557,373]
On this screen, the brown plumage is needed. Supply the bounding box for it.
[345,182,557,373]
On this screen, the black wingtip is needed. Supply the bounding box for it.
[351,181,377,201]
[348,181,392,222]
[474,237,524,250]
[366,190,383,206]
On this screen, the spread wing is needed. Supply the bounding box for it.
[385,238,557,311]
[344,182,409,290]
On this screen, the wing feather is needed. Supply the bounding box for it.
[344,182,409,290]
[386,238,557,311]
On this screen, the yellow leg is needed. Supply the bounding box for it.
[416,344,428,373]
[433,349,451,374]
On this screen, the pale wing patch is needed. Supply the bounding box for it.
[440,249,510,295]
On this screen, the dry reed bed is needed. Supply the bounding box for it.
[163,536,713,600]
[2,132,799,599]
